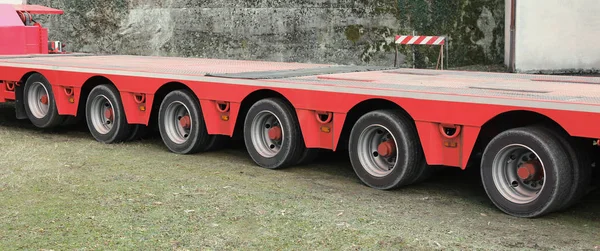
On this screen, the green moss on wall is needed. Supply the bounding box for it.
[350,0,504,67]
[30,0,504,68]
[345,25,362,44]
[396,0,505,67]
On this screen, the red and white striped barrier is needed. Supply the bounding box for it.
[393,34,448,70]
[395,35,446,45]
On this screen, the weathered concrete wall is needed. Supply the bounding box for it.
[512,0,600,73]
[29,0,504,68]
[397,0,504,68]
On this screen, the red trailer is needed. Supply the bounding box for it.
[0,4,597,218]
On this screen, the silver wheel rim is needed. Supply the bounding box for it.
[250,111,284,158]
[163,101,192,144]
[27,81,50,119]
[89,95,115,135]
[357,124,398,177]
[492,144,546,204]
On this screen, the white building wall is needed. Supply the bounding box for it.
[512,0,600,73]
[0,0,25,4]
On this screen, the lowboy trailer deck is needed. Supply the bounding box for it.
[1,4,598,218]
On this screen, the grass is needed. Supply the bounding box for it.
[0,103,599,250]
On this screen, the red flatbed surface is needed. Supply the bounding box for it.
[1,54,600,113]
[0,54,330,75]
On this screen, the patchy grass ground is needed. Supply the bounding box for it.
[0,103,599,250]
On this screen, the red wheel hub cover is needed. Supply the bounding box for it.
[268,126,282,140]
[40,95,48,105]
[377,140,396,157]
[104,108,113,120]
[517,161,541,180]
[179,115,191,128]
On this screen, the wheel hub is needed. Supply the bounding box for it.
[89,95,115,135]
[179,115,191,129]
[492,144,546,204]
[377,139,396,157]
[163,101,192,144]
[517,160,541,181]
[40,94,48,105]
[27,81,51,119]
[104,107,113,120]
[250,110,284,158]
[356,125,398,177]
[268,126,282,141]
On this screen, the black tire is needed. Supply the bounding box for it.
[85,85,132,143]
[23,73,65,128]
[205,135,230,151]
[62,115,82,126]
[348,110,426,190]
[126,124,149,142]
[293,148,320,166]
[409,164,435,184]
[480,127,573,218]
[158,89,212,154]
[533,125,592,211]
[243,98,304,169]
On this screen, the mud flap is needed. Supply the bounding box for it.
[14,85,27,119]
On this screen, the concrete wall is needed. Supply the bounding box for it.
[28,0,504,68]
[512,0,600,73]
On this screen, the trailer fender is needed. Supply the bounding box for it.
[295,109,347,150]
[120,92,154,125]
[51,84,79,116]
[415,121,481,169]
[199,99,241,136]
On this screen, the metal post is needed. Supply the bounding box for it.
[440,44,444,71]
[412,30,416,69]
[446,37,449,70]
[394,44,398,67]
